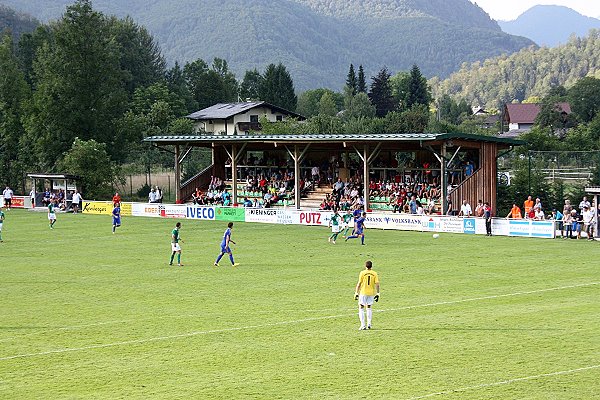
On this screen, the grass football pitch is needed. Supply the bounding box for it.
[1,209,599,399]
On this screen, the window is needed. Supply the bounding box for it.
[276,115,283,122]
[250,115,259,123]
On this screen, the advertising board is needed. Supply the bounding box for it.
[245,208,278,223]
[215,207,246,222]
[186,206,216,220]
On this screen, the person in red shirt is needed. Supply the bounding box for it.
[112,192,121,206]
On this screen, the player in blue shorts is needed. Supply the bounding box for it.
[112,203,121,234]
[214,222,239,267]
[345,212,367,245]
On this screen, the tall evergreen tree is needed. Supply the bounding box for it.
[28,0,127,166]
[0,34,31,189]
[259,63,297,111]
[239,68,263,101]
[407,64,432,109]
[357,65,367,93]
[212,58,238,102]
[368,67,395,118]
[346,64,357,95]
[166,62,198,113]
[109,16,166,95]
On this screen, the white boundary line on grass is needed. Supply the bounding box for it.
[0,281,598,361]
[406,364,600,399]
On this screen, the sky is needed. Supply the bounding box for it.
[470,0,600,21]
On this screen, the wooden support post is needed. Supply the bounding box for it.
[175,145,181,203]
[440,142,447,214]
[294,145,301,210]
[231,144,238,205]
[363,144,369,211]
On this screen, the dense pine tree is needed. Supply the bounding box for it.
[406,64,432,109]
[259,63,297,111]
[239,68,262,101]
[346,64,357,95]
[368,67,395,118]
[357,65,367,93]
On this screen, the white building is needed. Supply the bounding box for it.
[186,101,305,135]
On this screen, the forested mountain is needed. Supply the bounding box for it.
[1,0,533,90]
[0,4,38,40]
[431,31,600,108]
[499,5,600,47]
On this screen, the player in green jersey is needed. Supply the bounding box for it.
[48,203,57,229]
[341,210,354,237]
[169,222,184,266]
[0,206,5,242]
[328,209,341,244]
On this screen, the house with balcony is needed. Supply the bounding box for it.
[503,102,571,133]
[186,101,305,135]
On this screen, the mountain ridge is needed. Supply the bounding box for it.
[1,0,534,90]
[499,5,600,47]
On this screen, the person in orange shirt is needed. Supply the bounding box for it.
[523,195,534,218]
[112,192,121,207]
[506,203,522,219]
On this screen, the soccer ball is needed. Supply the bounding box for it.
[432,234,440,239]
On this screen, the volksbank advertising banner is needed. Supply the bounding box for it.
[215,207,246,222]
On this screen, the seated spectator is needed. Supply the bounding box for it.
[243,197,253,207]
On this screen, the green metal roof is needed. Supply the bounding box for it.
[144,133,524,146]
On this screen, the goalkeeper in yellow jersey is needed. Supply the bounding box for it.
[354,260,380,330]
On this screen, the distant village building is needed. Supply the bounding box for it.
[186,101,305,135]
[502,102,571,132]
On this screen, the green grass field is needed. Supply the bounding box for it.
[1,209,599,399]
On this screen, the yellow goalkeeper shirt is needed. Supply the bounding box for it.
[357,270,379,296]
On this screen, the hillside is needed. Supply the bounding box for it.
[499,5,600,47]
[1,0,533,90]
[431,31,600,108]
[0,4,38,40]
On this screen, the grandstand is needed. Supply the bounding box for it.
[145,133,523,213]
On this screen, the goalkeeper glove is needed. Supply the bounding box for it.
[374,293,380,302]
[354,292,359,300]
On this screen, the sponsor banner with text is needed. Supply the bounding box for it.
[160,204,187,219]
[186,206,216,220]
[245,208,278,223]
[216,207,246,222]
[82,201,132,216]
[1,195,26,209]
[366,214,423,231]
[131,203,160,218]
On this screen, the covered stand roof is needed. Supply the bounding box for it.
[27,173,80,180]
[144,132,524,149]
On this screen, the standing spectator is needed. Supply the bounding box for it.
[551,209,563,238]
[484,202,492,236]
[574,210,583,239]
[3,186,13,210]
[155,186,163,203]
[311,165,320,184]
[72,190,82,214]
[582,205,595,241]
[112,192,122,207]
[563,210,574,239]
[533,198,542,213]
[148,188,157,203]
[29,187,36,208]
[562,200,573,220]
[445,196,454,216]
[579,196,591,212]
[459,200,472,217]
[523,195,534,218]
[474,199,484,217]
[409,195,417,214]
